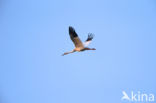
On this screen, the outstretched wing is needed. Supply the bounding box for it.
[84,33,94,47]
[69,26,84,48]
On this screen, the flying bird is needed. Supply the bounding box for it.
[62,26,96,56]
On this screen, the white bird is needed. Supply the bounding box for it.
[62,26,96,56]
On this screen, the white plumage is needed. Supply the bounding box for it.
[62,26,96,56]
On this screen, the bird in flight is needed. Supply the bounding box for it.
[62,26,96,56]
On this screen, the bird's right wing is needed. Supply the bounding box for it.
[84,33,94,47]
[69,26,84,48]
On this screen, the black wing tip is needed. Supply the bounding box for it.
[69,26,78,37]
[69,26,74,33]
[86,33,94,41]
[69,26,73,30]
[69,26,73,28]
[69,26,75,31]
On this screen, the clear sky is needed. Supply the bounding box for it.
[0,0,156,103]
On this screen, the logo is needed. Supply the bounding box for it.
[121,91,155,102]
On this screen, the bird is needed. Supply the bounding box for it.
[62,26,96,56]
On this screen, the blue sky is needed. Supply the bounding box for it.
[0,0,156,103]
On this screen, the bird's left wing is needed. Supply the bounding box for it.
[69,26,84,48]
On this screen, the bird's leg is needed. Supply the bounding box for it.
[91,48,96,50]
[84,47,96,50]
[62,50,75,56]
